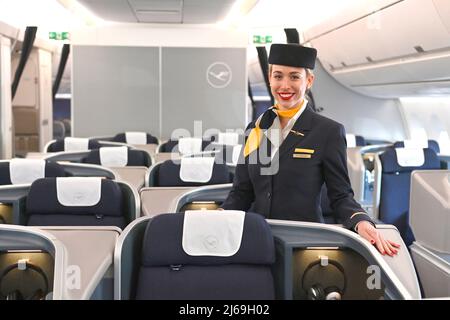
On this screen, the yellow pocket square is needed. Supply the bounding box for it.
[293,154,311,159]
[294,148,315,154]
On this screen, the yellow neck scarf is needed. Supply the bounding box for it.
[274,104,302,118]
[243,101,304,157]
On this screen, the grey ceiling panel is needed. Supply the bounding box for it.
[78,0,236,24]
[182,0,235,23]
[78,0,137,22]
[129,0,183,11]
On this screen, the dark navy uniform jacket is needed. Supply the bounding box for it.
[221,108,372,230]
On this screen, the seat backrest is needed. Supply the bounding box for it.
[150,159,232,187]
[82,147,151,167]
[47,138,101,152]
[113,132,158,145]
[379,147,440,245]
[393,140,440,154]
[158,139,211,153]
[26,177,126,229]
[0,160,66,185]
[135,211,275,300]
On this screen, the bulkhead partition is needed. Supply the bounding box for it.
[410,170,450,253]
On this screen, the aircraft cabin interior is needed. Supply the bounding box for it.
[0,0,450,303]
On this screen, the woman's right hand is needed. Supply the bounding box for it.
[356,221,401,256]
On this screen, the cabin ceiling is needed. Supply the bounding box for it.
[76,0,236,24]
[304,0,450,98]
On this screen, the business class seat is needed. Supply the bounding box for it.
[147,158,232,187]
[112,132,160,157]
[0,159,66,185]
[82,147,152,191]
[377,147,440,246]
[112,132,159,145]
[394,139,449,169]
[393,140,440,154]
[25,177,137,229]
[82,147,152,167]
[46,137,102,152]
[133,211,275,300]
[141,157,233,217]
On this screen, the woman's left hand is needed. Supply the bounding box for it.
[356,221,401,256]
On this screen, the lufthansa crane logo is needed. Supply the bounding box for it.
[203,235,219,250]
[206,62,232,89]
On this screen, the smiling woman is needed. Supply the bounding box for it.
[221,43,400,257]
[1,0,449,302]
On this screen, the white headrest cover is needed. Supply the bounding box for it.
[218,132,239,146]
[64,137,89,151]
[346,134,356,148]
[404,139,428,149]
[56,177,102,206]
[395,148,425,167]
[179,157,215,183]
[178,137,202,155]
[9,159,46,184]
[182,210,245,256]
[99,146,128,167]
[125,132,147,145]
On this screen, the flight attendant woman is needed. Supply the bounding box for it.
[222,43,399,256]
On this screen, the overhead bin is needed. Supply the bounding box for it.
[305,0,450,98]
